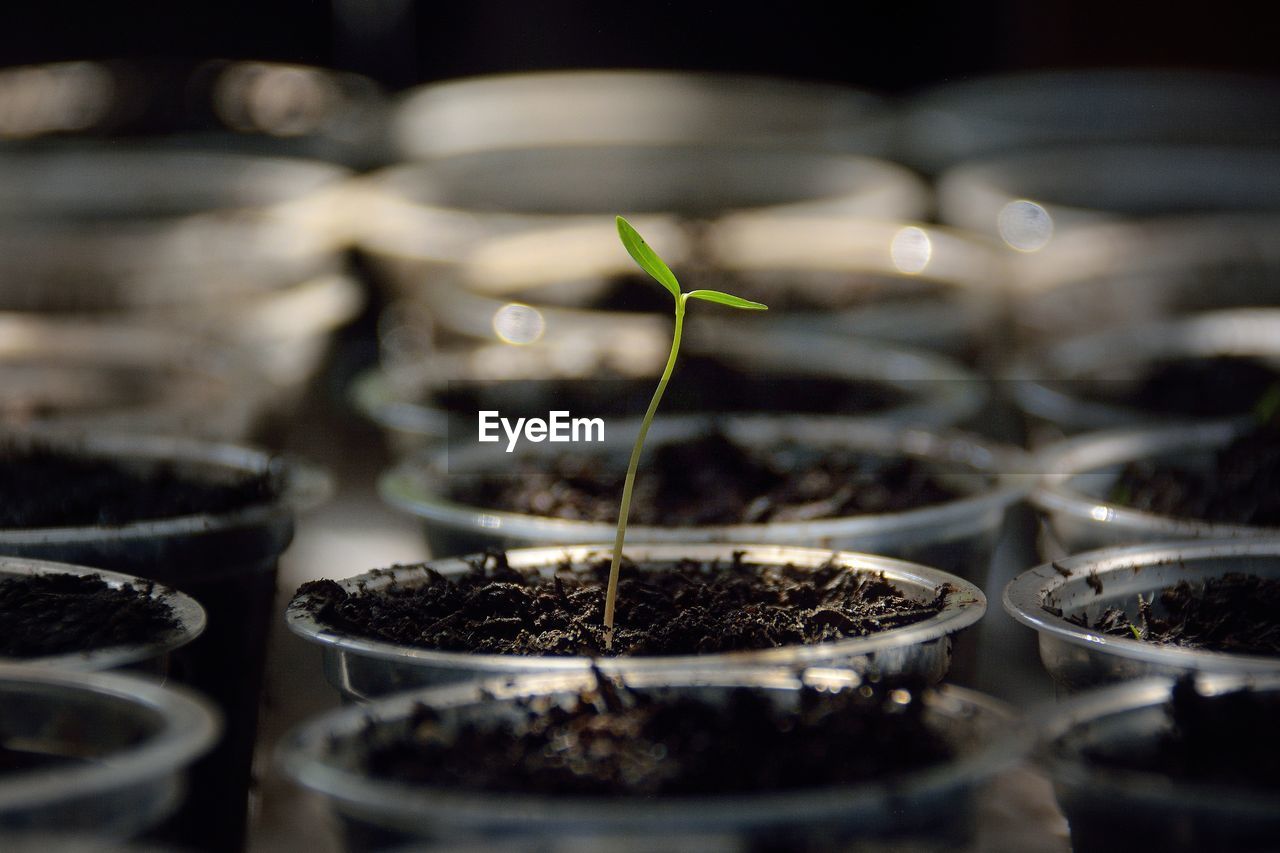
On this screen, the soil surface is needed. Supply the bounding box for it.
[363,676,953,796]
[0,572,181,657]
[1062,572,1280,657]
[1082,677,1280,789]
[433,355,906,421]
[0,444,277,528]
[1082,355,1280,417]
[449,430,969,525]
[1109,421,1280,526]
[297,551,952,657]
[0,744,88,773]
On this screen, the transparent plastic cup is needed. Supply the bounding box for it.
[937,144,1280,251]
[0,664,218,838]
[1008,309,1280,442]
[354,145,929,294]
[1038,674,1280,852]
[0,59,386,168]
[380,417,1027,579]
[0,145,350,310]
[355,328,989,456]
[277,668,1023,852]
[1004,539,1280,692]
[1010,212,1280,343]
[1030,419,1275,555]
[397,216,1009,361]
[902,69,1280,173]
[169,271,365,419]
[0,314,261,441]
[286,542,986,702]
[391,69,896,160]
[0,556,204,675]
[0,430,330,851]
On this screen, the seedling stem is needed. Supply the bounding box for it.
[604,217,766,649]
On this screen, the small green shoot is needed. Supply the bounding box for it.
[1254,382,1280,426]
[604,216,767,649]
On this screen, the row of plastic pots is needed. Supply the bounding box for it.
[23,656,1266,851]
[7,294,1277,451]
[0,278,360,441]
[1,418,1266,687]
[386,67,1280,171]
[7,61,1279,171]
[9,121,1271,338]
[276,536,1277,850]
[285,530,1280,701]
[362,406,1272,564]
[272,668,1277,852]
[0,147,363,442]
[354,154,1280,356]
[2,432,1269,845]
[1,139,1275,378]
[359,306,1280,460]
[4,534,1274,847]
[273,524,1279,849]
[0,431,327,850]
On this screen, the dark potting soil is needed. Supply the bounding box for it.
[0,444,277,528]
[1081,355,1280,418]
[362,676,953,796]
[449,430,968,525]
[1081,677,1280,790]
[1109,421,1280,526]
[1062,573,1280,657]
[0,572,180,658]
[0,744,89,774]
[432,355,906,421]
[297,551,952,657]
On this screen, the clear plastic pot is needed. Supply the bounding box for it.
[0,314,261,440]
[1010,213,1280,343]
[277,667,1022,851]
[355,326,989,456]
[1004,539,1280,692]
[0,664,218,839]
[158,271,365,416]
[380,417,1026,579]
[391,69,896,160]
[0,556,204,675]
[1009,309,1280,442]
[0,59,387,168]
[354,146,929,293]
[397,216,1009,360]
[1038,674,1280,852]
[1031,420,1275,555]
[937,144,1280,251]
[0,431,330,852]
[902,69,1280,173]
[0,145,350,311]
[287,542,986,702]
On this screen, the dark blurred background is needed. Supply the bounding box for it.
[2,0,1276,92]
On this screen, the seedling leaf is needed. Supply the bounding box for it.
[616,216,681,300]
[685,289,769,311]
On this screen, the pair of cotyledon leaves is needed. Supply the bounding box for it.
[615,216,768,312]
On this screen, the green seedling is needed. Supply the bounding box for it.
[603,216,767,649]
